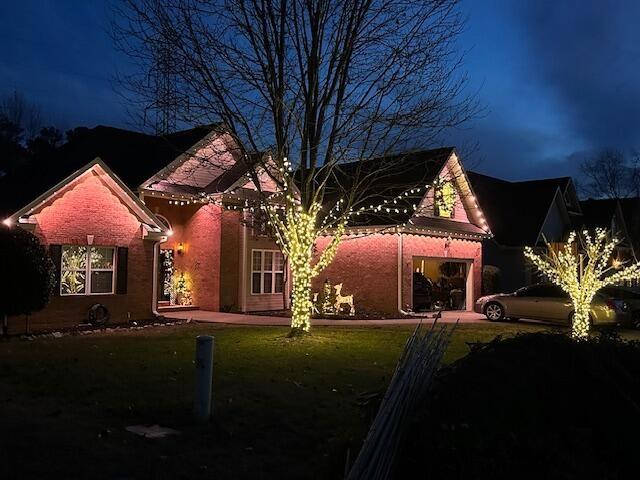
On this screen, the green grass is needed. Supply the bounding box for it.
[0,322,549,479]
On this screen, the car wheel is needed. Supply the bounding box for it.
[484,302,505,321]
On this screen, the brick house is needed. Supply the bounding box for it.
[1,125,491,333]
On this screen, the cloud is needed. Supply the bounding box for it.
[513,0,640,149]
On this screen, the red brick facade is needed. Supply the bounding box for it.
[8,172,157,334]
[146,197,223,311]
[5,144,487,332]
[314,232,482,316]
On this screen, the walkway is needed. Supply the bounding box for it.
[163,309,487,326]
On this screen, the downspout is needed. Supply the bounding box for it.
[239,209,248,312]
[152,239,162,317]
[397,229,403,314]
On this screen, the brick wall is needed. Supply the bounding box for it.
[313,232,483,316]
[313,233,399,315]
[146,197,222,311]
[8,172,156,334]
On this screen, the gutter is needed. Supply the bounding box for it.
[397,229,403,313]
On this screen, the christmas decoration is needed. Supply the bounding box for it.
[524,228,640,339]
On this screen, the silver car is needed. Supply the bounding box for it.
[475,283,632,326]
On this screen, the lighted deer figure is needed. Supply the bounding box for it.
[311,292,320,315]
[334,283,355,316]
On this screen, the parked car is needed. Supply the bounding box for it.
[475,283,633,326]
[600,286,640,326]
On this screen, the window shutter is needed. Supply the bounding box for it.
[49,244,62,296]
[116,247,128,294]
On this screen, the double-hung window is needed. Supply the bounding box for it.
[61,246,115,295]
[251,249,285,294]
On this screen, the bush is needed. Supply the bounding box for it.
[0,226,55,331]
[397,333,640,479]
[482,264,501,294]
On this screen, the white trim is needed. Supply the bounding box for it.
[397,232,403,313]
[152,241,161,317]
[240,210,248,311]
[138,129,222,190]
[8,158,168,240]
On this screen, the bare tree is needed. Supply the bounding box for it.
[114,0,476,333]
[580,149,640,199]
[0,91,43,141]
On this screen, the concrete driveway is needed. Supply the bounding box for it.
[163,310,487,326]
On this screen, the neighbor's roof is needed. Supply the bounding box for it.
[578,198,619,230]
[467,171,570,246]
[0,125,215,218]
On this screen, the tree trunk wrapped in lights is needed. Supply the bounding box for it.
[524,229,640,340]
[265,196,345,333]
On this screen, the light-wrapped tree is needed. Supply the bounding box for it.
[524,228,640,339]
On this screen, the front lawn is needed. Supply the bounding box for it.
[0,322,548,479]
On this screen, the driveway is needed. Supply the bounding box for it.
[163,310,487,326]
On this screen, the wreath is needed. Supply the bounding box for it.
[435,180,455,217]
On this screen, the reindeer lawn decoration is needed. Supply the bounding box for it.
[334,283,355,316]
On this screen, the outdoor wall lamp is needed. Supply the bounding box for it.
[177,242,185,255]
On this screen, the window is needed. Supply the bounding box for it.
[517,284,566,298]
[251,249,285,294]
[61,246,115,295]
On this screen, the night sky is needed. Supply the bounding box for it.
[1,0,639,181]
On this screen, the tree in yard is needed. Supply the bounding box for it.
[27,126,64,159]
[0,226,56,336]
[524,229,640,340]
[114,0,476,333]
[580,149,640,199]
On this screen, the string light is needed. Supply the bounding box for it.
[145,159,492,333]
[524,228,640,339]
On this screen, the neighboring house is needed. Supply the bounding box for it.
[467,172,582,293]
[579,198,637,265]
[468,171,639,294]
[1,126,491,333]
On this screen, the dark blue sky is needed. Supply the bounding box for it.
[1,0,639,181]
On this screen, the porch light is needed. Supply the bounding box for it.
[177,242,185,255]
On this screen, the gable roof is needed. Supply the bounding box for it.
[6,158,167,239]
[326,148,454,226]
[467,171,572,246]
[0,125,215,218]
[322,148,490,237]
